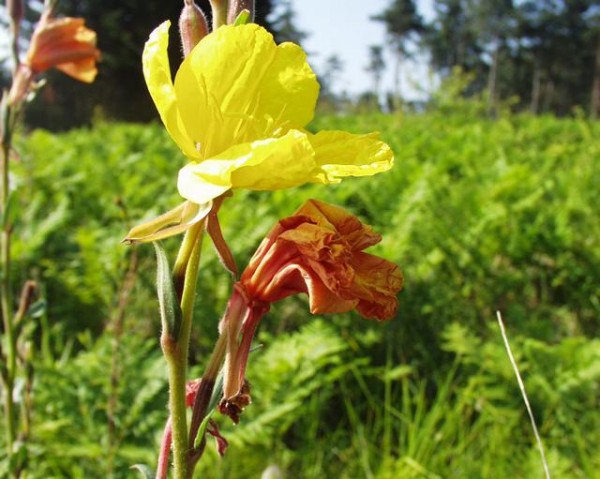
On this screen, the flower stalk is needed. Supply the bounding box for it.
[161,220,204,479]
[133,9,401,476]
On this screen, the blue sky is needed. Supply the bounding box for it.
[291,0,434,99]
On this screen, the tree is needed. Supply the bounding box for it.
[423,0,483,75]
[421,0,599,116]
[589,8,600,118]
[365,45,386,110]
[468,0,516,111]
[318,54,344,112]
[268,0,306,45]
[18,0,275,129]
[372,0,424,107]
[517,0,597,115]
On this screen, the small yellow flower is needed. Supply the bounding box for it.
[144,22,393,206]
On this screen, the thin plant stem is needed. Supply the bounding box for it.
[496,311,551,479]
[163,222,204,479]
[1,98,17,471]
[156,418,173,479]
[107,248,139,477]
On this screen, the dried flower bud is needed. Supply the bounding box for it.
[242,199,404,320]
[179,0,209,57]
[7,0,24,25]
[227,0,255,24]
[216,199,403,425]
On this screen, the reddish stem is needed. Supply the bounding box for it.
[156,418,173,479]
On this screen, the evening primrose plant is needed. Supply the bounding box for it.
[1,1,99,476]
[125,2,402,478]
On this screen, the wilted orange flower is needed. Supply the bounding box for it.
[218,199,403,422]
[241,199,403,320]
[26,14,100,82]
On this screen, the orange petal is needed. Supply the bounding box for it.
[294,199,381,250]
[26,16,100,82]
[350,252,403,320]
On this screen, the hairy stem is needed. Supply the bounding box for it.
[163,222,204,479]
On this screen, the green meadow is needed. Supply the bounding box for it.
[7,109,600,478]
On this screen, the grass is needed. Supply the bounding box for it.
[2,108,598,477]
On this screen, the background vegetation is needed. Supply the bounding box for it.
[0,0,599,477]
[2,93,598,477]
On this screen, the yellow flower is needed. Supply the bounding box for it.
[144,21,393,206]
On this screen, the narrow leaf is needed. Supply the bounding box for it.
[27,299,47,319]
[123,200,212,244]
[154,242,182,340]
[130,464,155,479]
[1,190,17,230]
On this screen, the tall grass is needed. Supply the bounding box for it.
[2,110,598,477]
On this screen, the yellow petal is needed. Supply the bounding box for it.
[177,130,316,204]
[174,24,318,158]
[143,21,199,159]
[308,131,394,182]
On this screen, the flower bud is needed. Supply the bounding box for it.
[227,0,255,25]
[7,0,24,26]
[209,0,228,29]
[179,0,209,57]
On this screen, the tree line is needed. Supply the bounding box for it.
[373,0,600,117]
[2,0,599,129]
[1,0,278,129]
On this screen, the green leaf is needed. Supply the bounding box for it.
[130,464,154,479]
[194,410,214,450]
[1,190,18,230]
[27,299,47,319]
[153,242,182,341]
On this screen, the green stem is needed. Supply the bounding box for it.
[1,97,17,470]
[163,222,204,479]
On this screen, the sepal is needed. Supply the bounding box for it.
[123,200,211,244]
